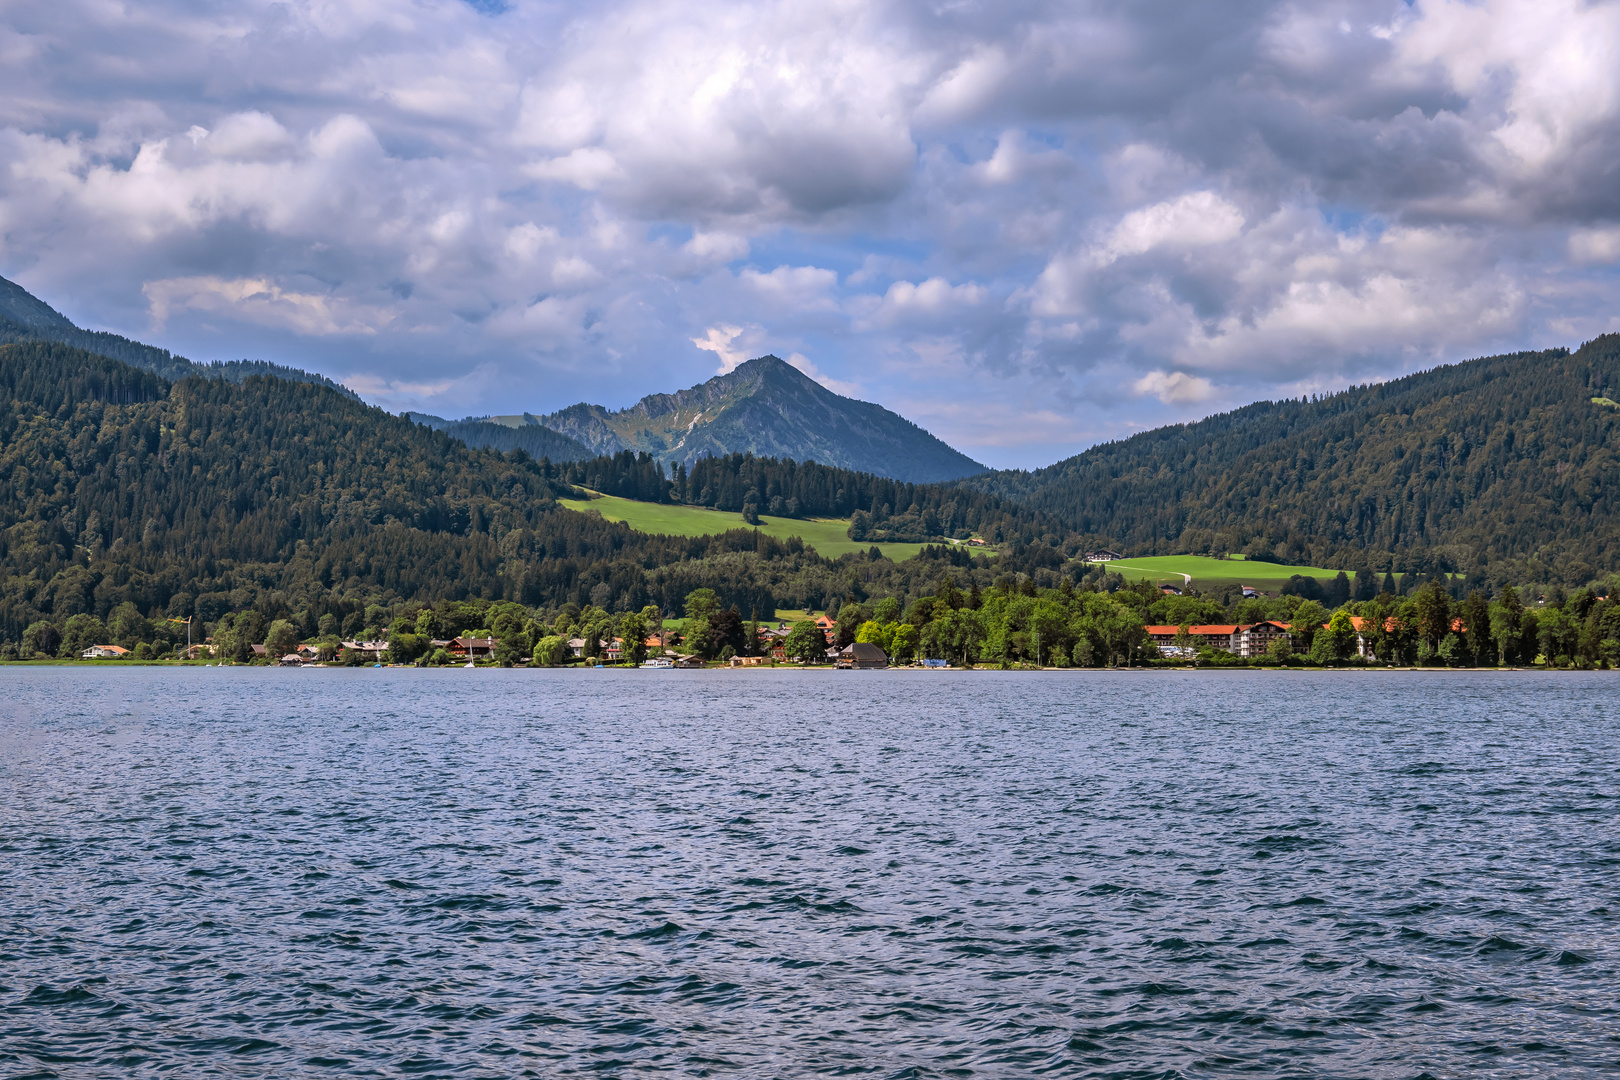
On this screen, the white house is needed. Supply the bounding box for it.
[81,644,130,659]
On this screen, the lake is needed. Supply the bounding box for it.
[2,668,1617,1077]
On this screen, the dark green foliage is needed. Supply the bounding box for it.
[0,311,357,397]
[0,341,804,635]
[564,448,1062,545]
[973,338,1620,585]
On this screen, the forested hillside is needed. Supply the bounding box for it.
[0,342,1034,644]
[0,274,356,396]
[975,338,1620,584]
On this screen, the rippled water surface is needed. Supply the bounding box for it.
[3,668,1619,1078]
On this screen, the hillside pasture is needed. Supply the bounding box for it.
[1092,554,1349,589]
[558,491,927,561]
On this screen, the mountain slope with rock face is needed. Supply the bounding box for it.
[538,355,987,483]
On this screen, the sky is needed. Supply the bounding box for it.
[3,0,1619,469]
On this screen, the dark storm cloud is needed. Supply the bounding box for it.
[1,0,1617,467]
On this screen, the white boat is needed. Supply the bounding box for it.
[639,657,674,668]
[463,659,476,668]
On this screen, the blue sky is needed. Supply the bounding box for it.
[3,0,1620,468]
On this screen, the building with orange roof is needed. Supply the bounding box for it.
[1144,621,1291,657]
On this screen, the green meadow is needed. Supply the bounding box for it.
[1093,554,1350,588]
[558,491,928,561]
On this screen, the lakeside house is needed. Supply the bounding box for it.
[81,644,129,659]
[447,636,496,660]
[342,639,389,660]
[1159,584,1183,596]
[837,642,888,669]
[279,653,305,667]
[1240,585,1262,598]
[1085,549,1124,562]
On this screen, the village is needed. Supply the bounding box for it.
[64,591,1499,671]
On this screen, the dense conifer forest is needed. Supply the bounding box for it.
[972,337,1620,584]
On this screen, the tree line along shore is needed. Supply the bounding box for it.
[11,570,1618,670]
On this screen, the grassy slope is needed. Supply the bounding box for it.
[558,492,927,561]
[1094,554,1347,587]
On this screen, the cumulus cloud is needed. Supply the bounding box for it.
[692,323,752,373]
[1133,370,1216,405]
[143,276,395,336]
[0,0,1618,463]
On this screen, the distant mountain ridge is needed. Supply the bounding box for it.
[535,355,986,483]
[406,411,593,463]
[0,274,357,398]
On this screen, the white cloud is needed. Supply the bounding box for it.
[524,148,625,190]
[738,264,840,310]
[692,323,752,373]
[1569,226,1620,266]
[3,0,1620,464]
[143,276,394,336]
[1133,369,1215,404]
[1105,192,1246,260]
[860,276,987,328]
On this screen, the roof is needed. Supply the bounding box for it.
[842,642,888,660]
[83,644,129,655]
[1143,624,1238,635]
[450,637,495,648]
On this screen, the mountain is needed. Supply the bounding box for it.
[0,273,357,397]
[538,355,987,483]
[973,338,1620,583]
[405,411,593,462]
